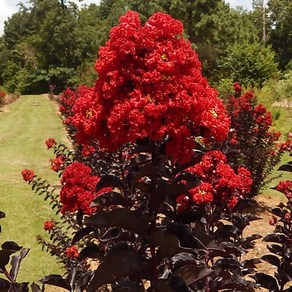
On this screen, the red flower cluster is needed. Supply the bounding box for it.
[60,162,101,214]
[233,82,242,96]
[82,145,95,157]
[45,137,56,149]
[280,135,292,153]
[191,183,213,204]
[189,151,252,209]
[72,11,230,163]
[276,180,292,199]
[0,88,6,98]
[59,88,78,119]
[43,220,55,231]
[60,86,93,127]
[64,246,79,258]
[227,91,280,142]
[21,169,35,182]
[50,155,65,172]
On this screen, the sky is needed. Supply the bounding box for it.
[0,0,253,36]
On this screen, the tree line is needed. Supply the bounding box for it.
[0,0,291,94]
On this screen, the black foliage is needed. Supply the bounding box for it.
[0,212,32,291]
[42,141,259,291]
[255,155,292,291]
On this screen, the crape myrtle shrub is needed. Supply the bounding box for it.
[19,10,282,291]
[222,82,284,198]
[255,135,292,291]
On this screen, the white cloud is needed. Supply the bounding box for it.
[0,0,18,35]
[224,0,252,10]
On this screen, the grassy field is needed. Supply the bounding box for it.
[0,95,68,282]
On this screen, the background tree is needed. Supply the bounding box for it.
[267,0,292,70]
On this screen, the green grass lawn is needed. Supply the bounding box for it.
[0,95,68,282]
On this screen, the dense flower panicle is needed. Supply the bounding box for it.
[45,138,56,149]
[43,220,55,231]
[21,169,35,182]
[82,145,95,157]
[276,180,292,199]
[64,246,79,258]
[188,151,252,209]
[72,11,230,163]
[60,162,111,214]
[50,155,65,172]
[59,88,78,117]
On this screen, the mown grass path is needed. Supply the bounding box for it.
[0,95,67,282]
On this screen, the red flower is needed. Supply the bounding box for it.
[190,183,214,204]
[0,89,6,98]
[72,11,230,163]
[21,169,35,182]
[64,246,79,258]
[276,180,292,199]
[43,220,55,231]
[45,138,56,149]
[188,151,252,209]
[82,145,95,157]
[50,155,65,172]
[60,162,106,214]
[269,216,277,226]
[233,82,242,94]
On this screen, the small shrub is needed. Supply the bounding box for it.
[222,84,284,198]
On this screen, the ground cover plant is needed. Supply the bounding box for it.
[1,9,291,292]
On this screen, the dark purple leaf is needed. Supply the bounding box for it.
[173,265,212,285]
[284,247,292,259]
[214,224,240,241]
[1,241,22,251]
[40,274,70,290]
[100,228,120,242]
[79,244,103,260]
[174,210,204,224]
[85,208,152,235]
[220,242,245,257]
[96,175,123,192]
[214,258,242,271]
[167,223,206,250]
[254,273,279,292]
[264,233,287,243]
[0,278,10,290]
[272,208,285,217]
[261,255,281,267]
[10,248,29,281]
[129,162,157,192]
[90,192,129,208]
[148,228,192,259]
[242,258,261,269]
[0,250,16,270]
[71,227,95,245]
[31,282,42,292]
[154,280,172,292]
[267,244,284,256]
[171,253,198,268]
[277,164,292,172]
[86,247,151,291]
[112,280,144,291]
[0,211,5,219]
